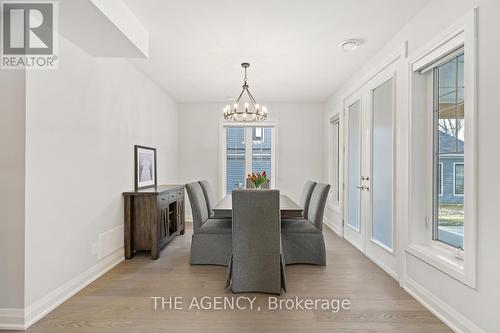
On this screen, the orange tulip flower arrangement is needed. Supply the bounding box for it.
[247,171,269,188]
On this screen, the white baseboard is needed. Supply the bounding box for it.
[366,252,399,281]
[404,277,485,333]
[24,247,125,329]
[0,308,25,330]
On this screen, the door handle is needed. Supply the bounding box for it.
[355,186,370,191]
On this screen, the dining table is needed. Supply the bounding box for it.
[212,194,303,219]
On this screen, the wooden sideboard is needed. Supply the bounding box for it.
[123,185,185,260]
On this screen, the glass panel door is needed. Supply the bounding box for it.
[347,100,361,230]
[371,78,394,250]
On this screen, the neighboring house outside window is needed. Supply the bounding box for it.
[438,131,464,205]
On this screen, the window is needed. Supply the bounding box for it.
[223,125,275,195]
[331,118,340,203]
[433,52,464,249]
[408,13,477,287]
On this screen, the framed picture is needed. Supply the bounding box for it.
[134,145,157,190]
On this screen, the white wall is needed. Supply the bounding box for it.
[178,102,326,218]
[0,70,26,314]
[324,0,500,331]
[23,35,178,321]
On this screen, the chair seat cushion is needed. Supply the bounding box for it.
[281,219,321,234]
[198,218,232,234]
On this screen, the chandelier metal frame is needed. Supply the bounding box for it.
[223,63,267,122]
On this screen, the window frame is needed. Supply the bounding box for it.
[219,120,277,198]
[407,9,477,288]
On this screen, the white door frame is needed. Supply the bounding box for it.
[337,43,406,282]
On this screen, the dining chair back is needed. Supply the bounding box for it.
[185,182,208,232]
[199,180,216,217]
[227,189,286,294]
[299,181,317,219]
[307,183,331,230]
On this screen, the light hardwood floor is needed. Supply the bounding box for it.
[12,224,451,333]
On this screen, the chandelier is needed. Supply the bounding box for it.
[223,63,268,122]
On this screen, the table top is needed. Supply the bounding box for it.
[212,194,303,218]
[123,184,184,196]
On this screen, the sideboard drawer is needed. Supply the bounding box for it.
[158,193,169,207]
[168,191,177,203]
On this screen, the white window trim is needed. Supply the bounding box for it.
[219,120,277,198]
[453,162,464,197]
[407,9,477,288]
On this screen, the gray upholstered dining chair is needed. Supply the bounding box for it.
[185,182,232,266]
[226,189,286,294]
[281,183,330,266]
[299,180,317,219]
[198,180,216,217]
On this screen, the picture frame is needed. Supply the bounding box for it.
[134,145,157,190]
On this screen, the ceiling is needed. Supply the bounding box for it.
[124,0,430,103]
